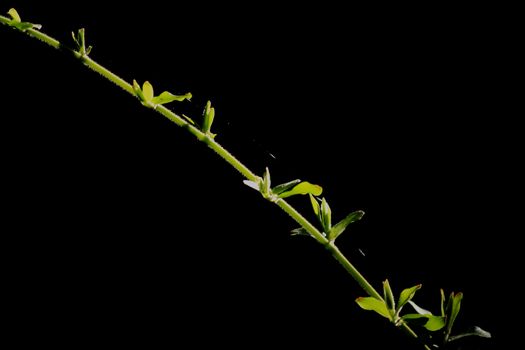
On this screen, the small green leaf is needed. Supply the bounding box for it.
[402,313,428,320]
[151,91,192,105]
[321,198,331,232]
[142,81,154,102]
[243,180,260,191]
[440,288,446,317]
[72,28,91,56]
[356,297,391,320]
[445,290,453,316]
[309,194,320,216]
[402,314,445,331]
[7,8,41,31]
[271,179,301,196]
[402,313,425,320]
[278,181,323,199]
[424,315,446,331]
[71,31,79,46]
[75,28,92,56]
[14,22,34,30]
[182,114,196,125]
[397,284,422,313]
[408,300,432,315]
[383,279,396,313]
[132,79,140,91]
[202,100,215,134]
[448,326,491,342]
[329,210,365,241]
[8,8,21,22]
[133,80,146,102]
[446,292,463,337]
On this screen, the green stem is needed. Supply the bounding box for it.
[276,200,329,245]
[326,243,383,300]
[1,16,428,349]
[82,55,134,95]
[4,23,61,49]
[202,137,258,181]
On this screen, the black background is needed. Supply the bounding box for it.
[1,2,518,348]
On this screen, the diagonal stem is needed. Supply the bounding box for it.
[1,15,429,349]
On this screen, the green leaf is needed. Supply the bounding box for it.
[13,22,34,31]
[329,210,365,241]
[182,114,196,125]
[151,91,192,105]
[397,284,422,313]
[440,288,446,317]
[448,326,491,342]
[272,179,301,196]
[8,8,21,22]
[72,28,92,56]
[71,31,79,46]
[142,81,154,102]
[202,100,215,134]
[446,292,463,336]
[402,314,446,331]
[321,198,332,232]
[133,80,146,102]
[7,8,41,31]
[356,297,391,320]
[278,181,323,199]
[402,313,428,320]
[383,279,396,313]
[408,300,432,315]
[309,194,320,216]
[424,315,446,331]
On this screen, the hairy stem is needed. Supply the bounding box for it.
[1,15,429,349]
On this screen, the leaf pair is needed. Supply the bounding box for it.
[309,194,364,242]
[133,80,191,109]
[404,289,490,344]
[71,28,92,56]
[243,167,322,203]
[403,290,463,333]
[356,280,422,326]
[177,101,216,137]
[443,289,463,339]
[201,100,215,137]
[440,290,489,343]
[402,300,446,331]
[6,8,41,31]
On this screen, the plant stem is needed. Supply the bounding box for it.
[276,200,329,245]
[2,22,61,49]
[326,242,383,300]
[198,135,259,181]
[1,16,428,349]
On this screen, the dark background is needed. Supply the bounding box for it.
[1,2,518,348]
